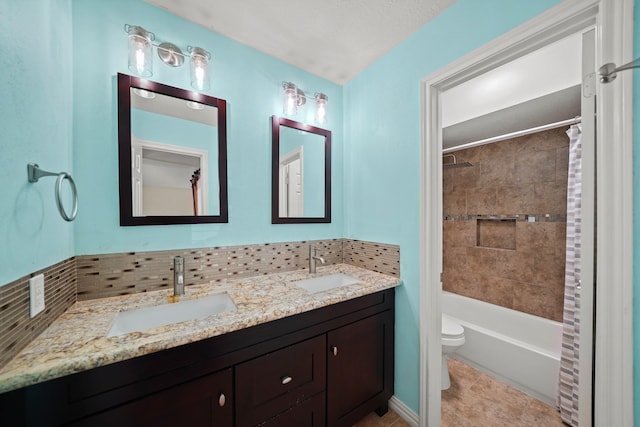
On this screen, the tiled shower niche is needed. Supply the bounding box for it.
[476,218,516,250]
[443,127,569,321]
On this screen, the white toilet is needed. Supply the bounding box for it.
[441,314,465,390]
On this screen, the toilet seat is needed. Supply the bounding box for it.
[441,314,465,390]
[442,314,464,339]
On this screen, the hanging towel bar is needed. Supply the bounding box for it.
[27,163,78,222]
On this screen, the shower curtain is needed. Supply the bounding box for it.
[558,124,582,426]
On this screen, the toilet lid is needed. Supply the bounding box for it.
[442,314,464,338]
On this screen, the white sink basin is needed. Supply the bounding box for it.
[107,292,236,337]
[294,273,361,293]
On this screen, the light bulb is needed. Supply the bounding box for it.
[315,93,328,124]
[195,63,205,90]
[283,82,298,116]
[135,48,146,75]
[286,94,297,115]
[189,47,210,91]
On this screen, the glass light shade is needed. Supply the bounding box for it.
[127,26,153,77]
[315,93,328,124]
[283,82,299,116]
[190,47,210,91]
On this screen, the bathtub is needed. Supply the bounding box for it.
[442,291,563,406]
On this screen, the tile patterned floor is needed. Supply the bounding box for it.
[354,409,412,427]
[442,358,566,427]
[353,358,565,427]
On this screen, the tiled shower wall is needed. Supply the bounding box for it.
[442,127,568,321]
[0,239,399,367]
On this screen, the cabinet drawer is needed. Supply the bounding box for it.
[236,335,326,427]
[260,392,326,427]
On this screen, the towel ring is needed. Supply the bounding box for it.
[27,163,78,222]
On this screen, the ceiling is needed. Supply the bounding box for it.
[442,32,583,150]
[142,0,582,150]
[443,85,581,150]
[144,0,456,84]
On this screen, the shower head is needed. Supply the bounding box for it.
[443,161,473,169]
[442,153,473,169]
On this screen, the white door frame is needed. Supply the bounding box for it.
[419,1,634,426]
[279,146,305,217]
[132,138,209,216]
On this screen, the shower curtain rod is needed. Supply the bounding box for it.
[442,116,581,154]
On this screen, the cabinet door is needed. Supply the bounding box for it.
[70,368,233,427]
[327,311,394,426]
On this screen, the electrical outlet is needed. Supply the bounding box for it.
[29,274,45,318]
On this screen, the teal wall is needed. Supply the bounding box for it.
[343,0,565,412]
[0,0,74,285]
[0,0,343,286]
[2,0,639,421]
[71,0,344,256]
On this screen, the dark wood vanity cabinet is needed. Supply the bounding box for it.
[0,288,394,427]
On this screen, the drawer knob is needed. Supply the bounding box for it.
[218,392,226,407]
[331,346,338,356]
[281,375,293,385]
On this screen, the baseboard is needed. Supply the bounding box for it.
[389,396,419,427]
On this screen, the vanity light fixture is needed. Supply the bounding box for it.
[282,82,305,116]
[125,24,211,91]
[282,81,329,124]
[126,25,154,77]
[157,42,185,67]
[314,92,328,124]
[189,46,211,91]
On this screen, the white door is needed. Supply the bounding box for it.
[279,147,304,217]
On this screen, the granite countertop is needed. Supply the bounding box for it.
[0,263,400,394]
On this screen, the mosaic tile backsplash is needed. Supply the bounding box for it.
[77,239,344,300]
[0,258,77,367]
[0,238,399,369]
[343,239,400,277]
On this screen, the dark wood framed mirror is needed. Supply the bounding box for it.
[117,73,228,225]
[271,116,331,224]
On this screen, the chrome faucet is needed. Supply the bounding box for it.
[309,245,325,273]
[173,256,185,296]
